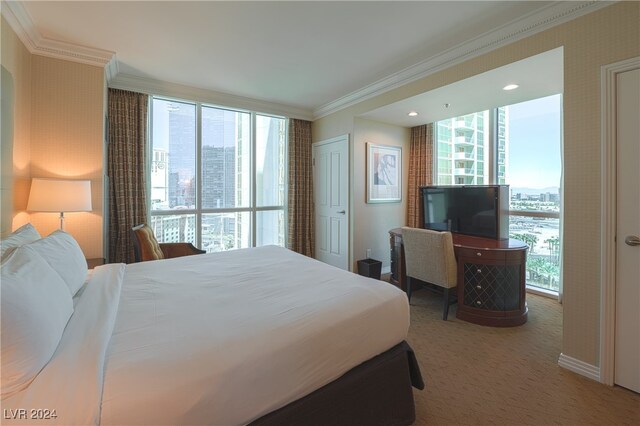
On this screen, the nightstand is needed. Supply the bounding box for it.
[86,258,105,269]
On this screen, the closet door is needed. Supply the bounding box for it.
[615,68,640,393]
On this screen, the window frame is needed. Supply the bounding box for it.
[148,96,288,251]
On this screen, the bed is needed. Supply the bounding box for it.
[1,227,423,425]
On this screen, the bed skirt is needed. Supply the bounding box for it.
[251,341,424,426]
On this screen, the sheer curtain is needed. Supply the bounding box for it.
[287,119,314,257]
[107,88,149,263]
[406,124,434,228]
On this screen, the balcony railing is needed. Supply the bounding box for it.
[454,167,475,176]
[454,151,474,160]
[454,136,474,145]
[509,210,561,292]
[455,120,474,130]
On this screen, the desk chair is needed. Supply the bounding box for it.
[401,226,457,320]
[131,224,205,262]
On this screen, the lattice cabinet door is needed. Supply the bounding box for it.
[462,262,521,311]
[454,243,528,327]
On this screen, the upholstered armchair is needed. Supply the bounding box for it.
[131,224,205,263]
[401,226,458,320]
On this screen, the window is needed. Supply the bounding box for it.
[503,95,562,292]
[434,94,562,293]
[150,98,287,252]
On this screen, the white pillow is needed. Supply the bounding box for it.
[0,223,41,261]
[23,231,88,296]
[1,246,74,398]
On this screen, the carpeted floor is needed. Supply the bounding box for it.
[406,290,640,426]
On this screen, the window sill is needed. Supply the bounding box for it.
[526,285,558,299]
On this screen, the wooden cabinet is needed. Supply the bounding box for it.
[454,237,528,327]
[389,228,528,326]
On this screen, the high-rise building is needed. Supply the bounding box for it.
[436,112,488,185]
[167,106,196,208]
[201,145,236,208]
[151,215,196,244]
[199,107,250,252]
[496,107,509,185]
[436,110,509,185]
[150,148,169,209]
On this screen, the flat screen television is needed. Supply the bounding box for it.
[421,185,509,240]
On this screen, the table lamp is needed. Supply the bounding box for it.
[27,178,92,231]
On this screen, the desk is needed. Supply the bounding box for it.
[389,228,528,327]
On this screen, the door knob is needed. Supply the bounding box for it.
[337,210,346,215]
[625,235,640,246]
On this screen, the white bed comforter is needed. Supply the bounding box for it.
[4,246,409,425]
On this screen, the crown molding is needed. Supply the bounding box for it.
[109,74,314,121]
[104,56,119,83]
[313,1,614,120]
[2,1,115,71]
[2,1,39,51]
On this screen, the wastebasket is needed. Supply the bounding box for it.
[357,258,382,280]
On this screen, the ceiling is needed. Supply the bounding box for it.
[360,47,564,127]
[1,0,611,121]
[17,1,561,115]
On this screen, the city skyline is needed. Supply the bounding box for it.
[150,99,286,252]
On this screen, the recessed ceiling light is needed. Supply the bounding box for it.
[408,111,419,117]
[503,84,519,91]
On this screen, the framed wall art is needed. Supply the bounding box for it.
[367,143,402,203]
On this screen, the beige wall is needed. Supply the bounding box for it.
[29,56,104,259]
[1,16,32,234]
[313,2,640,367]
[351,118,409,270]
[0,21,105,258]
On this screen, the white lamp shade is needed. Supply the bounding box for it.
[27,178,92,213]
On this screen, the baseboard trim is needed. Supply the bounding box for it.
[558,353,600,382]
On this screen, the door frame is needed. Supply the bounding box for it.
[599,56,640,386]
[312,134,351,270]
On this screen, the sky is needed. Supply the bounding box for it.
[506,94,562,191]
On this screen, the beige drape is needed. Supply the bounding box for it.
[107,88,149,263]
[287,119,314,257]
[407,123,433,228]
